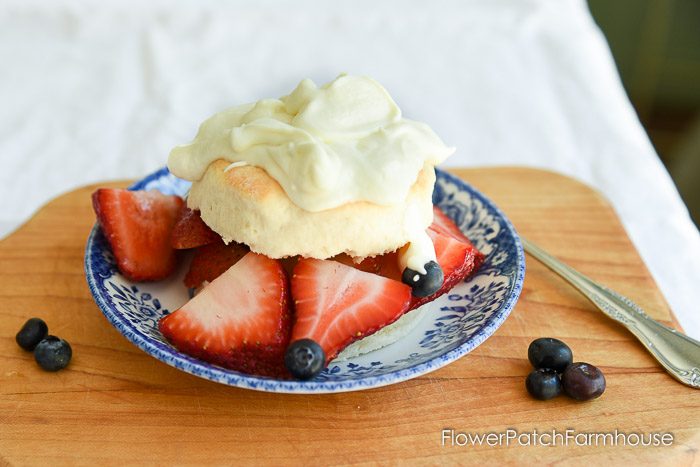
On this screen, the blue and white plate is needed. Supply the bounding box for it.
[85,167,525,393]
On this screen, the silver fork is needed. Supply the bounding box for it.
[522,237,700,388]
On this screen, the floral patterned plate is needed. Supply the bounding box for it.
[85,167,525,393]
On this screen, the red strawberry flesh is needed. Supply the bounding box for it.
[333,252,402,281]
[337,207,484,310]
[290,258,412,364]
[92,188,183,281]
[171,207,220,249]
[184,240,249,289]
[409,212,484,310]
[431,206,471,243]
[159,252,291,378]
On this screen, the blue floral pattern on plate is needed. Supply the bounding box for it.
[84,167,525,393]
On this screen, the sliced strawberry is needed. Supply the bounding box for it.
[171,206,220,249]
[279,256,300,277]
[290,258,412,364]
[183,240,249,289]
[160,252,291,378]
[92,188,183,281]
[409,226,484,310]
[333,252,402,281]
[331,207,484,310]
[431,206,471,243]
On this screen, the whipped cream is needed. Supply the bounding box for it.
[168,75,454,212]
[399,230,437,274]
[169,75,453,275]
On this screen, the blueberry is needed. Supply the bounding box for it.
[16,318,49,351]
[34,336,72,371]
[401,261,444,297]
[528,337,573,373]
[562,362,606,401]
[525,369,562,400]
[285,339,325,380]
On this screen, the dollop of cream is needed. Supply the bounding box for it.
[168,75,454,212]
[398,230,437,275]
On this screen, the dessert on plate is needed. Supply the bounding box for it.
[91,75,484,380]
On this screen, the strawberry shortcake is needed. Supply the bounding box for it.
[92,75,484,380]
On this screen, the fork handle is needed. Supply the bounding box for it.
[522,238,700,388]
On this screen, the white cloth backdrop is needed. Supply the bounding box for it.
[2,0,700,337]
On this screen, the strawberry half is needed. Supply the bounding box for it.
[408,214,484,310]
[333,252,402,281]
[335,207,484,310]
[431,206,471,243]
[183,240,249,289]
[159,252,291,378]
[289,258,412,374]
[171,207,220,250]
[92,188,183,281]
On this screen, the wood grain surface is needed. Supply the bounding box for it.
[1,167,698,466]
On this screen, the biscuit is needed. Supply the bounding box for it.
[187,159,435,259]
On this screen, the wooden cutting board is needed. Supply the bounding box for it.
[1,167,698,465]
